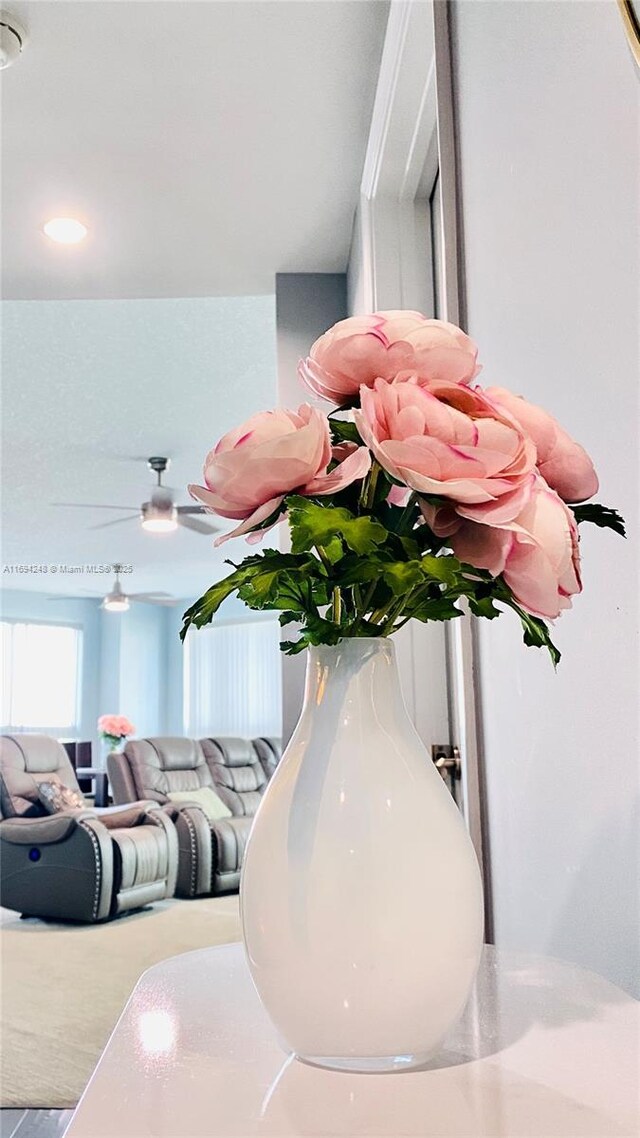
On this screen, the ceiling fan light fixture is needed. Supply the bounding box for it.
[141,501,178,533]
[102,594,130,613]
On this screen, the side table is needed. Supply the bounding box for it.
[76,768,109,808]
[64,942,638,1137]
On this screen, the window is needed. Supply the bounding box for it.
[0,621,83,736]
[184,619,282,739]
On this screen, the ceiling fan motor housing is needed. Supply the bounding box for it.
[147,456,170,476]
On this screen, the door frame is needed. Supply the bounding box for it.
[348,0,492,935]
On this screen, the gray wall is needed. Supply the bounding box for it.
[452,0,639,993]
[275,274,348,742]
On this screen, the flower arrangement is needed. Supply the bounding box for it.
[97,714,136,749]
[182,312,624,664]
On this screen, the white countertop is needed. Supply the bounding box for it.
[65,942,639,1137]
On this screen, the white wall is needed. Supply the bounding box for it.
[452,0,639,993]
[275,273,349,743]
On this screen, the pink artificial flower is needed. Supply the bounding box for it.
[189,404,371,545]
[483,387,598,504]
[98,715,136,738]
[298,311,480,405]
[423,476,582,619]
[355,376,535,511]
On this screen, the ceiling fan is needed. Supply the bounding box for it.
[54,457,219,536]
[49,564,178,612]
[100,564,177,612]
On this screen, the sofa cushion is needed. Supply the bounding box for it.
[167,787,232,822]
[200,738,267,817]
[123,738,214,803]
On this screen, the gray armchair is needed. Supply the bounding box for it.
[0,735,178,922]
[252,737,282,781]
[108,736,279,897]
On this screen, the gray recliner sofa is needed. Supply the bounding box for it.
[0,735,178,922]
[108,736,280,898]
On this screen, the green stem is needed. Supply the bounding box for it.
[359,461,381,511]
[315,545,333,574]
[369,603,389,625]
[381,593,413,636]
[351,579,378,636]
[396,492,419,535]
[332,586,343,625]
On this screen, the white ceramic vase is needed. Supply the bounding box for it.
[241,637,484,1072]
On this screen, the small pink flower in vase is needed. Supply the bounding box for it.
[97,715,136,754]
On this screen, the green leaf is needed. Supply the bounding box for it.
[410,596,463,623]
[328,418,362,445]
[382,561,426,594]
[237,569,281,606]
[278,610,300,627]
[180,567,248,640]
[420,554,463,586]
[335,556,386,586]
[287,496,387,556]
[320,536,345,564]
[571,503,626,538]
[468,594,502,620]
[518,611,561,667]
[280,638,308,655]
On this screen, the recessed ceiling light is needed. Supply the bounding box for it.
[43,217,88,244]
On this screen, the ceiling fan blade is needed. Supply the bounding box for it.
[128,596,173,605]
[90,515,140,531]
[176,505,207,514]
[177,513,220,535]
[133,596,178,607]
[52,503,139,511]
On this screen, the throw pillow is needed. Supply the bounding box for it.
[38,780,87,814]
[167,786,232,821]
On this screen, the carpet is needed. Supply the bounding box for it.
[0,896,241,1109]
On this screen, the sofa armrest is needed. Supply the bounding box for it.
[107,751,138,805]
[160,802,212,898]
[93,801,161,830]
[0,811,97,845]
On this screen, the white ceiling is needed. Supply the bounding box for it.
[1,296,278,599]
[1,1,389,606]
[1,0,389,299]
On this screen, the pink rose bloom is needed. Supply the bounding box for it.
[484,386,598,503]
[189,404,371,545]
[98,715,135,737]
[423,476,582,619]
[298,311,480,404]
[355,377,535,511]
